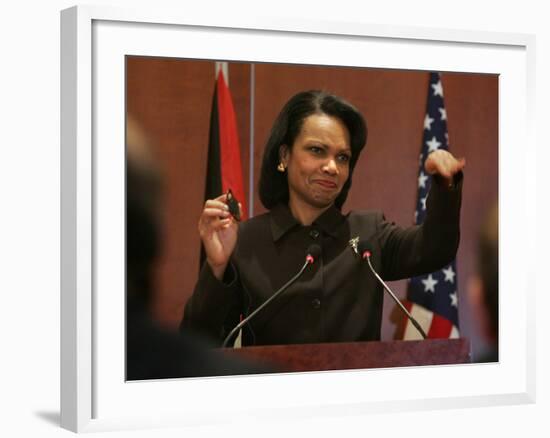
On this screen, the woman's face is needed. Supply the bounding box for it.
[281,113,351,211]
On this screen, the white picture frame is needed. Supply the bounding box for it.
[60,5,536,433]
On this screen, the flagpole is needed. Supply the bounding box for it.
[215,61,228,84]
[248,63,255,217]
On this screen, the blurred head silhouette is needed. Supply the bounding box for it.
[125,115,270,379]
[126,115,163,311]
[468,202,498,361]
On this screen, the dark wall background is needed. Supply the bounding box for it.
[126,57,498,359]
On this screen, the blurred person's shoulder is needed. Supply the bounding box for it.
[127,308,270,380]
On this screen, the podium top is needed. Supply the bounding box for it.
[225,338,471,373]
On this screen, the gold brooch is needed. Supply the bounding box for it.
[348,236,359,256]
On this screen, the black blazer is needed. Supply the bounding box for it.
[182,176,462,346]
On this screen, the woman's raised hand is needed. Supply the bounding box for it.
[198,193,241,280]
[424,150,466,188]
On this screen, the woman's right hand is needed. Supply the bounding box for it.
[198,193,240,280]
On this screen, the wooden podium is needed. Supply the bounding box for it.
[226,338,470,373]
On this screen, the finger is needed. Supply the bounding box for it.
[427,152,459,177]
[425,159,438,175]
[199,211,230,234]
[456,157,466,169]
[446,157,466,176]
[442,158,456,176]
[218,218,232,227]
[427,163,452,180]
[215,218,237,233]
[439,167,453,180]
[202,207,231,218]
[213,193,229,203]
[201,217,232,235]
[424,151,441,174]
[204,199,230,212]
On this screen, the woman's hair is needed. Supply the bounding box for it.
[258,90,367,210]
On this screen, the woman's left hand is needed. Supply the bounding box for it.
[424,150,466,187]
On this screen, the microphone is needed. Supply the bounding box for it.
[358,240,427,339]
[221,244,322,348]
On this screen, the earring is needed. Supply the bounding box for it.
[277,162,286,172]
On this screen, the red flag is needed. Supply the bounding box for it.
[201,70,247,267]
[215,71,247,218]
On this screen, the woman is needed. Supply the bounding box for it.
[182,90,465,346]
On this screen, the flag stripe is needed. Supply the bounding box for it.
[403,303,433,340]
[427,313,453,338]
[216,71,247,220]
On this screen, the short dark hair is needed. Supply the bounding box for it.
[258,90,367,210]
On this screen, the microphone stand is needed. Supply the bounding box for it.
[221,258,312,348]
[364,253,427,339]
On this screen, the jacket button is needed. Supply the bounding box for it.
[309,229,320,239]
[311,298,321,309]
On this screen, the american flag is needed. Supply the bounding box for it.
[402,72,459,340]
